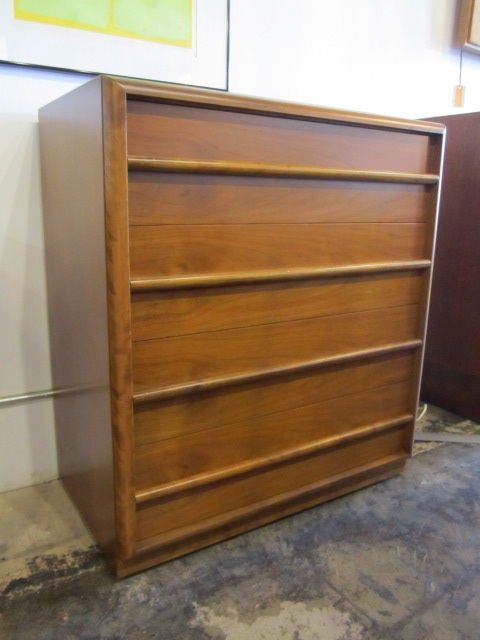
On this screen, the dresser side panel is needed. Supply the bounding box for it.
[39,77,115,556]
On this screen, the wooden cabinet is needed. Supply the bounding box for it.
[39,76,444,577]
[421,112,480,421]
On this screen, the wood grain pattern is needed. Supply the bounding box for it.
[128,174,432,225]
[132,305,421,393]
[39,77,116,560]
[122,81,443,134]
[132,272,425,341]
[101,78,137,559]
[134,381,411,491]
[136,426,407,542]
[129,223,428,278]
[133,342,421,404]
[128,158,438,184]
[121,455,407,573]
[39,75,444,577]
[130,262,431,292]
[136,416,412,504]
[134,350,417,446]
[126,101,431,173]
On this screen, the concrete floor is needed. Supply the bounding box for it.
[1,423,479,638]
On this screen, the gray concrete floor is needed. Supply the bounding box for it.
[1,412,479,639]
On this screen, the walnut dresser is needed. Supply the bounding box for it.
[39,76,444,577]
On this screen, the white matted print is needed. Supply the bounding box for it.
[0,0,228,89]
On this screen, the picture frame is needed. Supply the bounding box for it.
[0,0,228,89]
[459,0,480,54]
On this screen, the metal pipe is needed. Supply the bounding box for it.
[0,385,101,408]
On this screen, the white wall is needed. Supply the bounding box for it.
[1,0,480,492]
[229,0,480,118]
[0,66,91,490]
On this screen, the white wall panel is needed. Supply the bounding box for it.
[229,0,480,118]
[0,65,88,491]
[0,400,57,491]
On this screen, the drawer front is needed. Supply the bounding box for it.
[132,305,420,393]
[134,351,416,446]
[129,222,427,279]
[135,426,407,545]
[122,96,440,564]
[134,380,411,491]
[128,174,431,226]
[126,100,431,173]
[131,272,424,341]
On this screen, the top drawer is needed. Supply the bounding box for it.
[126,99,431,174]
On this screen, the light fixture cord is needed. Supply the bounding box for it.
[459,49,463,86]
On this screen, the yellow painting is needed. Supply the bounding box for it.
[14,0,192,48]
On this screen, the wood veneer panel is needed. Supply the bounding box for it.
[128,174,431,225]
[422,112,480,420]
[129,223,428,278]
[136,427,406,542]
[123,80,443,134]
[136,417,412,504]
[120,455,406,574]
[134,350,416,445]
[126,101,431,173]
[135,381,411,491]
[39,77,115,556]
[132,305,420,393]
[132,272,424,341]
[422,360,480,421]
[134,343,421,404]
[101,78,137,559]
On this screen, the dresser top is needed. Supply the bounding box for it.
[106,75,445,136]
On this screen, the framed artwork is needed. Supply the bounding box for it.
[0,0,228,89]
[459,0,480,54]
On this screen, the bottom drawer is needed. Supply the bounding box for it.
[135,425,408,550]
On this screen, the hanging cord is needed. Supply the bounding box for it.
[417,402,428,421]
[459,49,463,86]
